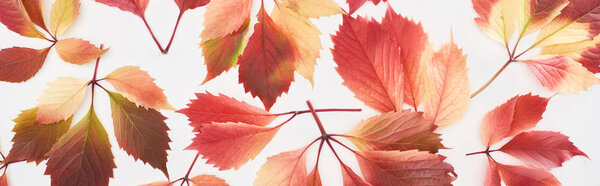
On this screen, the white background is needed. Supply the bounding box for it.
[1,0,598,185]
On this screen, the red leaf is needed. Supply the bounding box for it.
[523,55,599,93]
[485,158,501,186]
[21,0,48,31]
[382,7,432,109]
[355,150,456,185]
[0,47,50,83]
[340,163,371,186]
[0,0,45,39]
[95,0,149,18]
[45,107,116,186]
[307,165,322,186]
[186,122,280,170]
[497,163,560,186]
[346,0,387,15]
[177,92,276,132]
[201,19,250,84]
[499,131,588,169]
[254,147,308,185]
[108,92,171,178]
[481,93,549,147]
[238,6,297,111]
[0,171,7,186]
[332,15,404,113]
[174,0,209,11]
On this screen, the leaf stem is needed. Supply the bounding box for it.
[164,10,185,53]
[141,15,165,53]
[180,153,201,186]
[306,101,328,137]
[470,59,513,98]
[90,45,104,103]
[274,112,298,128]
[272,108,362,116]
[465,149,498,156]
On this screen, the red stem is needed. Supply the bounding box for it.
[306,101,328,137]
[272,108,362,116]
[90,45,104,103]
[470,59,513,98]
[164,10,184,53]
[465,149,498,156]
[315,140,324,167]
[141,15,165,53]
[180,153,201,186]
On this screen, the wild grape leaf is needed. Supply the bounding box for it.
[423,37,470,129]
[36,77,88,124]
[177,92,276,132]
[481,93,549,147]
[45,107,116,186]
[280,0,342,18]
[22,0,48,31]
[55,38,108,65]
[535,0,600,47]
[95,0,149,18]
[187,122,280,170]
[4,108,71,164]
[200,19,249,84]
[485,158,500,186]
[174,0,209,11]
[254,147,308,185]
[50,0,80,36]
[347,0,387,15]
[522,55,599,93]
[499,131,588,169]
[355,150,456,185]
[382,8,432,109]
[518,0,569,36]
[238,5,297,111]
[201,0,253,40]
[0,47,50,83]
[472,0,520,44]
[340,163,371,186]
[0,0,46,39]
[496,163,560,186]
[344,111,444,153]
[104,66,174,110]
[541,35,600,73]
[332,15,404,113]
[307,165,322,186]
[107,91,171,178]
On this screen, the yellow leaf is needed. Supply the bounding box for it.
[517,0,568,36]
[473,0,521,44]
[36,77,87,124]
[50,0,80,36]
[534,1,600,47]
[280,0,343,18]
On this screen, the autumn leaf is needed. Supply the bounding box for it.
[499,131,588,169]
[238,5,297,111]
[522,55,599,93]
[0,47,50,83]
[45,107,116,186]
[307,166,322,186]
[50,0,80,36]
[423,37,470,129]
[534,0,600,47]
[340,163,371,186]
[95,0,149,18]
[55,38,108,65]
[485,158,501,186]
[355,150,456,185]
[518,0,569,36]
[481,93,549,147]
[201,0,253,41]
[0,0,46,39]
[347,0,387,15]
[4,108,71,164]
[332,15,404,113]
[200,19,250,84]
[496,163,560,186]
[343,111,444,153]
[254,147,308,186]
[174,0,210,11]
[541,35,600,73]
[107,91,171,178]
[0,172,6,186]
[382,8,432,109]
[472,0,520,44]
[36,77,88,124]
[22,0,48,32]
[189,175,229,186]
[187,122,280,170]
[280,0,343,18]
[177,92,276,132]
[104,66,174,110]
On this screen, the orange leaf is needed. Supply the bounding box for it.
[382,8,432,109]
[423,37,470,129]
[481,93,549,147]
[108,92,171,178]
[201,0,253,40]
[200,19,250,84]
[497,163,560,186]
[45,107,116,186]
[189,175,228,186]
[177,92,276,133]
[540,35,600,73]
[499,131,588,169]
[95,0,149,18]
[344,111,444,153]
[0,172,6,186]
[50,0,80,36]
[104,66,174,110]
[485,158,501,186]
[340,163,371,186]
[0,0,46,39]
[0,47,50,83]
[174,0,209,11]
[254,147,308,185]
[187,122,280,170]
[140,181,171,186]
[4,108,71,164]
[55,38,108,65]
[523,55,599,93]
[332,15,404,113]
[238,6,297,111]
[307,165,322,186]
[355,150,456,185]
[22,0,48,31]
[36,77,88,124]
[279,0,342,18]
